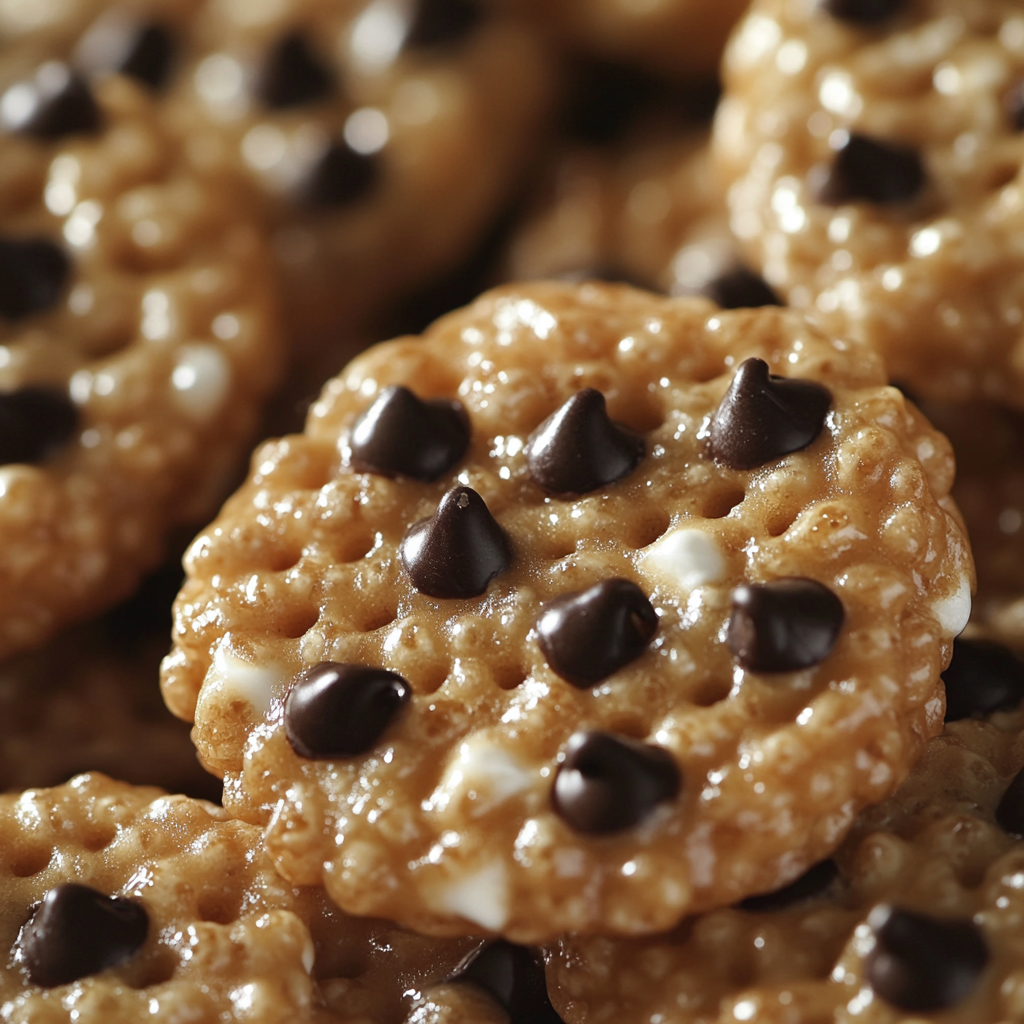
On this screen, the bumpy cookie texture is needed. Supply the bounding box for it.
[164,283,969,940]
[715,0,1024,405]
[546,697,1024,1024]
[0,70,281,656]
[0,774,475,1023]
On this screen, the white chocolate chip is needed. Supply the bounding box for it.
[205,642,284,716]
[431,860,509,931]
[932,572,972,637]
[425,735,534,817]
[639,528,726,595]
[171,344,231,422]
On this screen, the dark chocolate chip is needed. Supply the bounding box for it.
[256,31,334,109]
[819,0,905,23]
[76,16,176,91]
[298,138,378,208]
[708,358,831,470]
[996,766,1024,837]
[405,0,483,49]
[450,941,564,1024]
[816,132,925,205]
[739,859,839,911]
[1,62,101,139]
[728,578,844,673]
[0,238,70,320]
[400,486,512,599]
[284,662,411,759]
[537,579,657,688]
[19,883,148,988]
[1006,80,1024,131]
[350,385,469,481]
[526,389,644,496]
[942,638,1024,722]
[552,731,680,835]
[865,904,989,1012]
[0,388,79,465]
[702,266,782,310]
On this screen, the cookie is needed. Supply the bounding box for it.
[162,282,970,940]
[546,679,1024,1024]
[0,772,476,1023]
[0,70,281,656]
[715,0,1024,406]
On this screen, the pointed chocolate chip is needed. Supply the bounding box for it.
[996,766,1024,837]
[350,386,469,481]
[527,389,644,496]
[708,358,831,470]
[537,579,657,688]
[943,638,1024,722]
[1,62,101,139]
[702,266,782,310]
[739,859,839,911]
[405,0,483,49]
[728,578,844,673]
[256,31,334,109]
[865,905,988,1012]
[1006,80,1024,131]
[552,731,680,835]
[284,662,411,759]
[298,138,378,208]
[819,0,905,23]
[450,941,564,1024]
[816,132,925,205]
[76,16,176,91]
[0,238,70,320]
[19,883,148,988]
[400,486,511,599]
[0,387,79,465]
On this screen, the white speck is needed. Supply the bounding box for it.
[349,0,406,73]
[242,124,287,171]
[639,528,726,594]
[171,344,231,422]
[344,107,389,155]
[141,290,172,341]
[910,227,942,258]
[932,572,971,636]
[734,1001,756,1021]
[64,199,102,249]
[432,860,509,931]
[212,313,240,340]
[819,72,861,117]
[424,736,534,816]
[194,54,247,117]
[206,643,283,717]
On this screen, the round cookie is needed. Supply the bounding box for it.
[0,71,281,657]
[715,0,1024,406]
[545,681,1024,1024]
[162,283,970,940]
[0,773,476,1023]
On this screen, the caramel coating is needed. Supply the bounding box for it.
[163,283,969,940]
[715,0,1024,405]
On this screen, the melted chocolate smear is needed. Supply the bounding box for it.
[552,731,680,835]
[298,138,378,208]
[0,388,78,465]
[350,385,469,481]
[400,486,512,599]
[77,16,176,91]
[537,579,657,688]
[997,766,1024,837]
[865,905,988,1012]
[702,265,782,310]
[284,662,411,759]
[819,0,905,23]
[708,358,831,470]
[450,941,564,1024]
[405,0,483,49]
[527,389,644,496]
[19,883,148,988]
[728,578,844,673]
[256,31,334,109]
[816,132,925,205]
[0,238,70,320]
[943,637,1024,722]
[739,859,839,911]
[1,62,101,138]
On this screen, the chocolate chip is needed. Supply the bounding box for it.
[819,0,905,23]
[76,16,176,91]
[18,883,148,988]
[728,578,844,673]
[256,31,334,109]
[298,138,378,208]
[739,859,839,911]
[996,766,1024,837]
[537,579,657,688]
[0,388,78,465]
[942,638,1024,722]
[0,238,70,320]
[405,0,483,49]
[526,389,644,496]
[816,132,925,205]
[350,386,469,481]
[708,358,831,470]
[552,731,680,835]
[284,662,411,759]
[865,905,988,1012]
[449,941,564,1024]
[1,62,101,139]
[702,266,782,310]
[400,486,511,599]
[1006,80,1024,131]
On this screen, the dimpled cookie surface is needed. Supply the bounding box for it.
[0,773,475,1024]
[715,0,1024,406]
[163,282,970,941]
[546,689,1024,1024]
